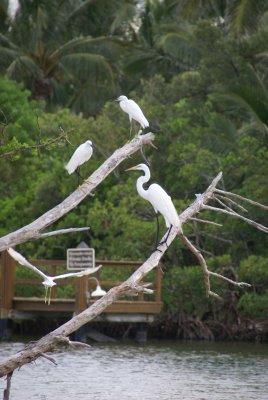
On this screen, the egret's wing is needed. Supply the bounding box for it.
[65,142,92,174]
[53,265,102,281]
[127,100,149,128]
[147,184,179,227]
[7,248,48,280]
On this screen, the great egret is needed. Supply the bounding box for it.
[7,247,102,305]
[116,95,149,132]
[126,163,181,248]
[65,140,93,181]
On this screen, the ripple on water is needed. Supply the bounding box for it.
[0,341,268,400]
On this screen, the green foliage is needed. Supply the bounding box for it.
[162,265,207,316]
[0,78,41,144]
[238,291,268,319]
[0,1,136,115]
[238,256,268,286]
[1,2,268,326]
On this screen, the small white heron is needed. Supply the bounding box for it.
[126,163,181,248]
[65,140,93,181]
[116,95,149,133]
[7,247,102,305]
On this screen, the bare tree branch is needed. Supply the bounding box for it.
[214,196,237,213]
[3,372,13,400]
[189,217,223,227]
[40,353,57,365]
[208,271,251,289]
[215,189,268,210]
[178,233,223,301]
[0,133,155,251]
[203,204,268,233]
[215,194,248,213]
[36,227,90,239]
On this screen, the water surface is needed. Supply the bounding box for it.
[0,341,268,400]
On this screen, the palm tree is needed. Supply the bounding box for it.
[227,0,268,35]
[0,0,9,33]
[125,0,199,87]
[212,62,268,143]
[177,0,268,35]
[0,0,135,115]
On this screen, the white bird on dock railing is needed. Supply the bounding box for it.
[7,247,102,305]
[116,95,149,133]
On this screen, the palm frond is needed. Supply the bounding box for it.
[6,56,40,79]
[0,33,18,50]
[61,53,115,84]
[228,0,268,34]
[158,32,199,67]
[50,36,123,63]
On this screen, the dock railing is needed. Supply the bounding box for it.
[0,251,163,317]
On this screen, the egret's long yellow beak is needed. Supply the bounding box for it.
[126,165,139,172]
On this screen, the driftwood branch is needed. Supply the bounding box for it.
[0,166,267,379]
[0,171,223,377]
[0,133,154,251]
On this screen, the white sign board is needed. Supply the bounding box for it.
[67,248,95,270]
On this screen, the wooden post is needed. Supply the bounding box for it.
[155,262,162,302]
[138,279,144,301]
[74,275,88,314]
[0,251,15,317]
[0,251,15,339]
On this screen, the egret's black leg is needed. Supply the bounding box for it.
[158,225,173,248]
[75,167,84,185]
[155,213,160,249]
[129,120,133,139]
[152,214,164,253]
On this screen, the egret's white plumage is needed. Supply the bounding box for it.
[65,140,93,174]
[7,247,102,304]
[116,95,149,129]
[126,164,180,229]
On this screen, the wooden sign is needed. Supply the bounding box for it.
[67,248,95,270]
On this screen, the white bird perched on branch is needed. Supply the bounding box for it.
[116,95,149,133]
[65,140,93,180]
[7,247,102,305]
[126,163,181,248]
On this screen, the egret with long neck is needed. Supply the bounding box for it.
[126,163,181,248]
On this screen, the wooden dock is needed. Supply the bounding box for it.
[0,251,163,338]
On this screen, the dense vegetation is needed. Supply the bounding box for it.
[1,0,268,339]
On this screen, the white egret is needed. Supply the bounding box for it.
[126,163,181,248]
[65,140,93,181]
[7,247,102,305]
[116,95,149,132]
